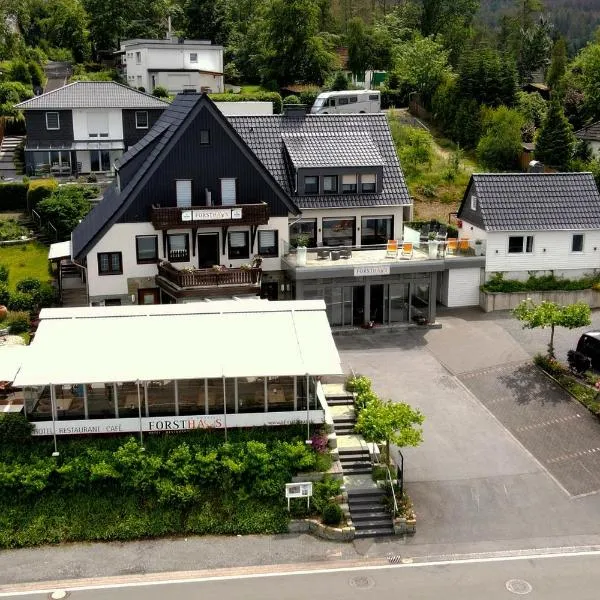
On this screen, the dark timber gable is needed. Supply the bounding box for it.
[457,179,485,230]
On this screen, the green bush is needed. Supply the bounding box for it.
[9,60,32,85]
[0,414,33,444]
[322,502,343,526]
[0,182,28,210]
[482,272,600,293]
[7,291,35,312]
[35,283,57,307]
[6,311,30,334]
[0,283,9,305]
[26,179,58,211]
[28,61,44,88]
[0,264,9,283]
[15,277,41,295]
[346,374,372,394]
[381,88,409,109]
[299,88,320,109]
[534,353,567,378]
[209,92,283,114]
[152,86,169,98]
[36,187,92,239]
[283,94,301,104]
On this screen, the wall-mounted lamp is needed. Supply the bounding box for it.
[130,294,136,303]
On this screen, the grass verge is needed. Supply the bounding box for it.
[0,241,51,290]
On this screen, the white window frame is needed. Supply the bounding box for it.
[342,174,357,194]
[45,112,60,130]
[221,178,237,205]
[507,235,534,254]
[571,233,584,253]
[228,230,250,259]
[470,194,477,211]
[361,173,376,193]
[135,111,149,129]
[176,179,192,208]
[258,230,278,257]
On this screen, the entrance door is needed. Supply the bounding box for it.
[198,233,220,268]
[353,286,365,326]
[138,288,159,305]
[370,284,385,323]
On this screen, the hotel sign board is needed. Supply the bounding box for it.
[354,265,391,277]
[285,482,313,510]
[30,410,325,436]
[181,208,243,222]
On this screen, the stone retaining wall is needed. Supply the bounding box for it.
[480,289,600,312]
[288,519,355,541]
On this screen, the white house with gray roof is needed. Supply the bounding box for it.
[575,122,600,159]
[457,172,600,283]
[119,38,223,94]
[15,81,168,176]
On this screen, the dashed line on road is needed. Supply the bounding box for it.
[515,414,582,432]
[546,447,600,464]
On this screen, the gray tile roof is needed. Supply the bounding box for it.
[282,132,384,168]
[227,113,410,209]
[463,173,600,231]
[576,121,600,142]
[15,81,170,110]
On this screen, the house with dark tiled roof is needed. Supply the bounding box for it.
[457,172,600,286]
[15,81,168,176]
[64,92,491,327]
[575,122,600,159]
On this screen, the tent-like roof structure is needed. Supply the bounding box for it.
[13,300,342,386]
[0,345,29,383]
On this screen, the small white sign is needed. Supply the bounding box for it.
[231,208,243,219]
[285,482,313,510]
[181,210,192,222]
[354,265,391,277]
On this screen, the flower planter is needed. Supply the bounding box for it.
[0,305,7,321]
[296,246,307,267]
[427,240,439,259]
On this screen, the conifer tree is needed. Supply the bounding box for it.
[535,100,575,170]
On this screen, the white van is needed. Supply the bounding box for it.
[310,90,381,114]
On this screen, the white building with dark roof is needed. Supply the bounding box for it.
[15,81,169,176]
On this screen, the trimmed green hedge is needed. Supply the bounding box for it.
[26,179,57,211]
[209,92,283,114]
[483,272,600,293]
[0,182,28,210]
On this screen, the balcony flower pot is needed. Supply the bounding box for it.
[427,240,439,259]
[296,246,308,266]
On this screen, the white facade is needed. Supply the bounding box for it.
[72,109,123,140]
[440,267,482,307]
[214,102,274,116]
[121,40,224,94]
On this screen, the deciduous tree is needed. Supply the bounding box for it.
[476,106,524,170]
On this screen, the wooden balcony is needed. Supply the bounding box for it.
[151,203,270,230]
[156,261,262,299]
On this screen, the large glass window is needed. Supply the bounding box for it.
[228,231,250,259]
[323,175,338,194]
[258,230,278,257]
[508,235,534,253]
[322,218,355,247]
[167,233,189,262]
[90,150,111,172]
[290,219,317,248]
[342,174,357,194]
[304,175,319,194]
[136,235,158,263]
[361,216,393,245]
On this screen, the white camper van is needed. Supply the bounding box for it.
[310,90,381,114]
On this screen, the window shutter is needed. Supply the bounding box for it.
[221,178,236,205]
[176,180,192,207]
[362,174,376,184]
[260,231,276,246]
[342,174,356,185]
[230,232,247,247]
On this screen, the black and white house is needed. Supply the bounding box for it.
[67,93,482,326]
[16,81,168,176]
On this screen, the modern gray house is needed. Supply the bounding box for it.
[16,81,168,176]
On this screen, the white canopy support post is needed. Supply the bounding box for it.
[50,384,59,457]
[222,376,227,442]
[174,380,179,416]
[136,380,144,448]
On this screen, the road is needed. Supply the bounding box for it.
[4,551,600,600]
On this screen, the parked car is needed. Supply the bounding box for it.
[576,331,600,369]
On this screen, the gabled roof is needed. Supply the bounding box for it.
[282,132,384,169]
[575,122,600,143]
[15,81,170,110]
[72,94,298,260]
[458,173,600,231]
[228,113,410,209]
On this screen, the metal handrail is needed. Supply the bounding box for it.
[385,463,399,517]
[31,209,41,226]
[48,222,58,241]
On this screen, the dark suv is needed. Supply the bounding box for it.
[576,331,600,369]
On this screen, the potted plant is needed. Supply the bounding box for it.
[474,239,484,256]
[427,231,439,259]
[294,234,310,267]
[251,255,263,269]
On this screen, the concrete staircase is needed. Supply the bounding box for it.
[60,261,88,307]
[338,447,371,475]
[0,135,24,179]
[347,488,395,538]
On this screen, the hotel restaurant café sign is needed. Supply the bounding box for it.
[181,208,243,222]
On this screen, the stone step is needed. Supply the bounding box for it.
[338,449,369,457]
[351,517,393,528]
[348,504,388,515]
[354,527,394,538]
[332,417,356,424]
[348,488,386,498]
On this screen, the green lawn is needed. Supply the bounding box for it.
[0,242,51,290]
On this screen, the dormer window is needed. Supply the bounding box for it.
[361,174,376,193]
[304,175,319,194]
[323,175,338,194]
[342,174,357,194]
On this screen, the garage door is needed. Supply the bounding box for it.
[446,267,481,307]
[167,74,192,92]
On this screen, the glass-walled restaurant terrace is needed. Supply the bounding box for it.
[25,376,319,421]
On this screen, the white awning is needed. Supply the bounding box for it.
[13,300,342,386]
[0,346,28,382]
[48,240,72,261]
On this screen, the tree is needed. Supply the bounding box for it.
[476,106,524,170]
[330,71,349,91]
[355,398,424,465]
[180,0,230,45]
[535,100,575,170]
[36,187,92,240]
[515,90,546,141]
[570,39,600,122]
[347,17,370,79]
[546,37,567,90]
[513,300,591,358]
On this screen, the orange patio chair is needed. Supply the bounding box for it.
[458,239,470,253]
[401,242,413,259]
[385,240,398,258]
[446,239,458,254]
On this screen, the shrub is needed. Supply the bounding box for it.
[9,60,32,85]
[0,182,28,210]
[482,272,600,293]
[0,283,10,305]
[346,374,372,394]
[567,350,591,374]
[534,353,567,378]
[36,283,57,307]
[26,179,58,211]
[0,414,33,444]
[16,277,42,295]
[0,264,8,283]
[299,88,320,109]
[209,92,283,114]
[6,311,30,334]
[322,502,343,526]
[7,291,35,312]
[152,86,169,98]
[28,61,44,88]
[36,187,92,239]
[283,94,301,104]
[381,88,409,109]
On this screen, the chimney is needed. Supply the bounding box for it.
[528,160,544,173]
[283,104,307,118]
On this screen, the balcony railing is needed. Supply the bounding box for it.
[151,203,270,230]
[157,261,262,289]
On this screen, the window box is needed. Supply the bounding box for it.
[98,252,122,275]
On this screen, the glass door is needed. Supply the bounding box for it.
[389,283,410,323]
[197,233,220,268]
[353,286,365,326]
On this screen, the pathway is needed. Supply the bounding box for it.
[0,135,24,179]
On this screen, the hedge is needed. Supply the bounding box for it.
[482,272,600,293]
[26,179,57,211]
[0,182,28,210]
[209,92,283,114]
